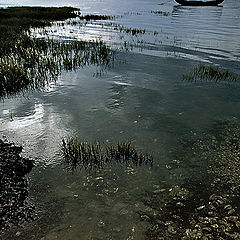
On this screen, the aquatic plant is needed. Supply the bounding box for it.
[105,142,153,166]
[62,138,105,170]
[183,64,238,82]
[0,7,115,99]
[79,14,113,21]
[0,7,80,56]
[151,10,170,16]
[118,26,146,36]
[61,138,153,171]
[0,6,80,21]
[0,36,114,99]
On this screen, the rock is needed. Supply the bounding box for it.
[176,202,184,207]
[211,224,219,229]
[224,205,232,210]
[167,225,176,234]
[140,215,150,221]
[0,139,34,233]
[235,221,240,228]
[119,209,128,215]
[228,209,235,215]
[197,205,205,211]
[202,227,212,232]
[97,220,105,227]
[229,216,238,222]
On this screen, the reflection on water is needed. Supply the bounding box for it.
[1,0,240,239]
[6,104,44,130]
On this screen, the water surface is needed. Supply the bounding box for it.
[1,0,240,239]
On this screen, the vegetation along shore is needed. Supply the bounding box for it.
[0,6,114,99]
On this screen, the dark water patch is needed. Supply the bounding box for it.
[61,138,153,171]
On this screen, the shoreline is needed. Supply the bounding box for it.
[0,139,34,233]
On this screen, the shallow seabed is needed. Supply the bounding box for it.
[1,0,240,239]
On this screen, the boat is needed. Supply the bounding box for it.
[174,0,224,6]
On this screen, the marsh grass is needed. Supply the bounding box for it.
[61,138,153,171]
[0,7,114,99]
[0,7,80,20]
[0,7,80,56]
[116,25,146,36]
[0,36,114,99]
[183,64,238,83]
[151,10,170,16]
[79,14,113,21]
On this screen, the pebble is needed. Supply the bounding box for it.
[167,225,176,234]
[176,202,184,207]
[228,209,235,215]
[119,209,128,215]
[235,221,240,228]
[229,216,238,222]
[140,215,150,221]
[97,220,105,227]
[197,205,205,211]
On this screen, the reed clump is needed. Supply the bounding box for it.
[61,138,153,170]
[183,64,238,82]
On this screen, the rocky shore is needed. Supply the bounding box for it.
[0,139,34,233]
[141,119,240,239]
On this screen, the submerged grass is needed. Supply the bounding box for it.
[0,7,114,99]
[61,138,153,171]
[183,64,238,82]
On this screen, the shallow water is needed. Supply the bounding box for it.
[1,0,240,239]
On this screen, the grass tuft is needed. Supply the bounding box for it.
[79,14,113,21]
[61,138,153,171]
[183,64,238,83]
